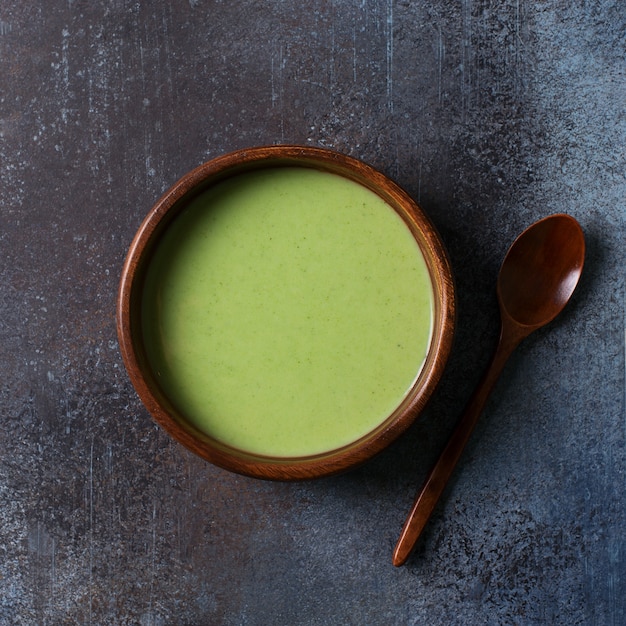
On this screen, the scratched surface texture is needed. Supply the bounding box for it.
[0,1,624,624]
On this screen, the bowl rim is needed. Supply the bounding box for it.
[117,145,456,480]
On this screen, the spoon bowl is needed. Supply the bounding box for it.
[393,213,585,566]
[498,214,585,329]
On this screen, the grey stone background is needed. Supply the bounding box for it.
[0,1,624,624]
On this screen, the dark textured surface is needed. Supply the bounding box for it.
[1,1,624,624]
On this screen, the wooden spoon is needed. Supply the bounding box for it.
[392,213,585,567]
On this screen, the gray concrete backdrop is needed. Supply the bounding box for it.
[0,1,624,624]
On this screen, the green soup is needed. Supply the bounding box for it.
[141,167,433,457]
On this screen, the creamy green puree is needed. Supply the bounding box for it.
[142,167,433,457]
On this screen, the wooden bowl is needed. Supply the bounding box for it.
[117,146,455,480]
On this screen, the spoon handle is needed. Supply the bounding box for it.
[392,326,523,567]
